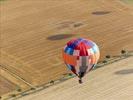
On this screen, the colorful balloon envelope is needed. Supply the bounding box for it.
[62,38,100,82]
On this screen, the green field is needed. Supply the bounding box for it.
[121,0,133,5]
[0,0,5,1]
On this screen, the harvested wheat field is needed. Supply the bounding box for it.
[0,75,16,95]
[0,0,133,97]
[19,57,133,100]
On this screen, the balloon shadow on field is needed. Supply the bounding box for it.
[47,34,75,40]
[92,11,111,15]
[115,69,133,75]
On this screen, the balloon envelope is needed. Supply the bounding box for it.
[62,38,100,77]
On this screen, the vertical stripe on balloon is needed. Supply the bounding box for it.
[73,50,79,56]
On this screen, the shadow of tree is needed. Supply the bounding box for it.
[115,69,133,75]
[92,11,111,15]
[47,34,75,40]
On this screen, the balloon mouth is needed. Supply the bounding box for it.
[79,79,83,84]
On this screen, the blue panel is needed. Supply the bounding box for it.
[67,38,84,49]
[68,40,80,49]
[78,38,84,41]
[64,46,69,52]
[65,47,74,55]
[92,45,99,53]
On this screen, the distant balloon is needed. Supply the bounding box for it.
[62,38,100,83]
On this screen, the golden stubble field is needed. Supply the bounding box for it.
[0,0,133,96]
[19,57,133,100]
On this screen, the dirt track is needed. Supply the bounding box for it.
[19,57,133,100]
[0,0,133,95]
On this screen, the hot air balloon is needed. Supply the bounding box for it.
[62,38,100,83]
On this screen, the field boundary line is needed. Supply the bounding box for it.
[0,64,34,88]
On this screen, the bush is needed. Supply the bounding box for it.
[50,80,54,84]
[11,94,16,97]
[68,73,73,76]
[0,96,1,99]
[102,60,107,63]
[17,88,22,92]
[121,50,126,54]
[105,55,111,59]
[30,87,35,90]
